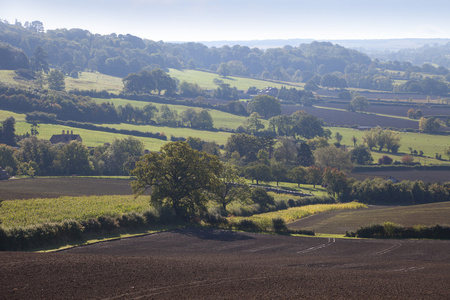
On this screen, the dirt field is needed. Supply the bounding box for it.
[287,202,450,234]
[0,177,135,200]
[0,227,448,299]
[350,169,450,183]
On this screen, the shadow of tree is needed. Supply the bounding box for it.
[173,227,255,241]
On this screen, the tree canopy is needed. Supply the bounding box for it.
[131,142,223,219]
[247,95,281,119]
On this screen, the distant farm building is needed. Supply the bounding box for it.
[50,130,82,144]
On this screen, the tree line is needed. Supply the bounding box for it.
[1,20,448,95]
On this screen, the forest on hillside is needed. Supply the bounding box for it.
[1,20,449,96]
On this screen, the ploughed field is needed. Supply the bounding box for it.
[317,101,450,119]
[0,177,135,200]
[1,227,448,299]
[350,169,450,183]
[281,104,419,129]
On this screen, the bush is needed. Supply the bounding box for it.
[288,229,315,236]
[236,219,262,232]
[118,212,146,229]
[97,216,119,232]
[353,223,450,239]
[272,218,288,233]
[59,220,84,240]
[143,209,159,226]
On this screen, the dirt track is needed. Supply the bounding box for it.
[1,228,449,299]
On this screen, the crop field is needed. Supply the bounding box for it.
[91,97,253,129]
[317,88,441,103]
[288,202,450,235]
[0,195,150,228]
[1,227,448,299]
[282,104,420,129]
[350,169,450,183]
[319,101,450,119]
[230,202,366,226]
[168,68,301,90]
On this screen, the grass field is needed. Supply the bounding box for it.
[0,195,151,228]
[91,97,253,130]
[14,121,167,151]
[168,68,302,90]
[327,127,450,164]
[65,72,123,93]
[288,201,450,234]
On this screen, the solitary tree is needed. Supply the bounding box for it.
[314,145,354,173]
[47,69,65,91]
[248,95,281,119]
[350,96,369,112]
[1,117,16,146]
[132,142,223,219]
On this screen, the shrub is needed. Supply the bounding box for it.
[80,218,102,233]
[118,212,146,229]
[378,155,393,165]
[272,218,288,233]
[143,209,159,226]
[236,219,261,232]
[288,229,315,236]
[354,223,450,239]
[97,216,119,232]
[59,220,84,239]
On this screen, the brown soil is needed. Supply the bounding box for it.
[1,227,449,299]
[0,177,135,200]
[350,170,450,183]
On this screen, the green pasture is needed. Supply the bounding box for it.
[0,195,150,228]
[0,109,26,121]
[168,68,302,90]
[65,72,123,93]
[14,121,166,151]
[91,97,253,130]
[97,122,233,145]
[327,127,450,164]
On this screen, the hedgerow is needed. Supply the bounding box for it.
[347,222,450,239]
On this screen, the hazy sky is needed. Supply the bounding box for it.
[2,0,449,42]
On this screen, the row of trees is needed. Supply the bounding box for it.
[130,141,450,220]
[3,21,448,94]
[0,136,145,176]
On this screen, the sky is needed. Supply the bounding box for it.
[2,0,450,42]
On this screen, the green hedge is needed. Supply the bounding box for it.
[347,222,450,239]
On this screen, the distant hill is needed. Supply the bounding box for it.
[200,38,450,52]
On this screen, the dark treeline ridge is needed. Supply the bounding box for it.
[1,21,449,95]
